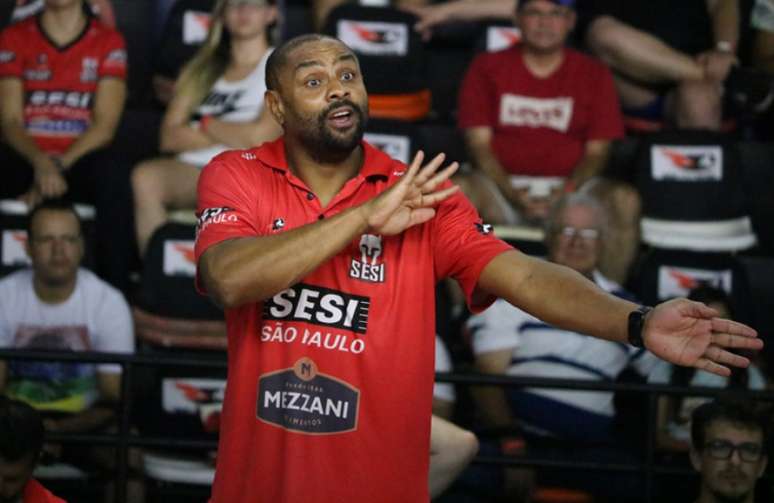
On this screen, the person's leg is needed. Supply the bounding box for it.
[429,415,479,499]
[669,79,722,130]
[584,178,641,285]
[586,16,704,84]
[131,158,201,257]
[66,149,135,292]
[612,74,662,111]
[453,172,521,225]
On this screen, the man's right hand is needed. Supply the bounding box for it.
[360,151,460,236]
[33,155,67,198]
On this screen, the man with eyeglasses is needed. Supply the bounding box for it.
[0,199,134,493]
[467,192,658,498]
[690,400,768,503]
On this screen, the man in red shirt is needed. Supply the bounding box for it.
[0,0,132,292]
[0,397,66,503]
[194,33,761,503]
[458,0,637,283]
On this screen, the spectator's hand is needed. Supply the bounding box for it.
[361,151,459,235]
[33,155,67,198]
[509,188,550,224]
[402,3,456,41]
[697,50,737,82]
[643,298,761,377]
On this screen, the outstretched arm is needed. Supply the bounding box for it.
[477,251,761,376]
[200,151,459,307]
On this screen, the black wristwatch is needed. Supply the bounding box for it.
[627,306,653,348]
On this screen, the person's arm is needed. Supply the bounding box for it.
[200,151,459,307]
[567,140,611,190]
[0,77,66,197]
[701,0,739,81]
[201,107,283,150]
[58,78,126,168]
[464,127,528,212]
[472,349,516,429]
[158,81,218,153]
[477,251,761,376]
[403,0,518,41]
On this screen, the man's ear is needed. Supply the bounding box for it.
[265,90,285,126]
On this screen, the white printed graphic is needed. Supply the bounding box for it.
[163,240,196,277]
[486,26,521,52]
[364,133,410,164]
[651,145,723,182]
[337,20,408,56]
[657,266,732,300]
[499,94,573,132]
[1,230,30,267]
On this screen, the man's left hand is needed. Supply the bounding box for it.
[643,298,761,376]
[697,51,737,82]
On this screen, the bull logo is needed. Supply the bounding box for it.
[359,234,382,265]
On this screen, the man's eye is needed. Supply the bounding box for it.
[341,72,354,81]
[306,79,321,87]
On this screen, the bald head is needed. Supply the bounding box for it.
[265,34,354,93]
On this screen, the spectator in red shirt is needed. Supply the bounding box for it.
[0,397,66,503]
[458,0,639,283]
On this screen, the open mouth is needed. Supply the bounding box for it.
[326,106,356,129]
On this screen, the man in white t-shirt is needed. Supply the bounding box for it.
[0,198,133,439]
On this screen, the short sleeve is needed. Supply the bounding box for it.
[458,54,497,129]
[0,27,23,78]
[646,360,672,384]
[194,156,264,262]
[587,63,624,141]
[98,30,127,80]
[629,349,659,377]
[467,300,522,356]
[94,285,135,374]
[432,189,512,312]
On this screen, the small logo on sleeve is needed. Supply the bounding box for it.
[196,206,237,236]
[257,358,359,435]
[475,222,493,235]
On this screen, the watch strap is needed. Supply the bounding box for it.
[627,306,653,348]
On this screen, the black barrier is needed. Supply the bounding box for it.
[0,348,772,502]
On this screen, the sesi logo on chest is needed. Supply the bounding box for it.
[349,234,387,283]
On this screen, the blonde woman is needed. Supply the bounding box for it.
[132,0,281,256]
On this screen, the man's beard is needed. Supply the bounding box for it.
[299,99,367,161]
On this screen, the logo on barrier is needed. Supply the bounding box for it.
[257,357,359,435]
[163,240,196,277]
[337,20,408,56]
[163,378,226,432]
[651,146,723,181]
[1,230,30,267]
[364,133,410,164]
[183,10,212,44]
[657,266,732,300]
[486,26,521,52]
[499,94,573,132]
[349,234,386,283]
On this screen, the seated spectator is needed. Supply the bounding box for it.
[2,0,115,29]
[651,286,766,453]
[466,192,656,499]
[457,0,639,283]
[132,0,282,257]
[690,400,768,503]
[0,396,66,503]
[0,200,137,500]
[152,0,216,105]
[585,0,737,129]
[0,0,132,292]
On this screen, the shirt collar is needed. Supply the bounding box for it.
[256,136,395,179]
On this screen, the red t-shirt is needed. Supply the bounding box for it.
[458,46,623,177]
[0,15,126,155]
[23,479,67,503]
[195,138,512,503]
